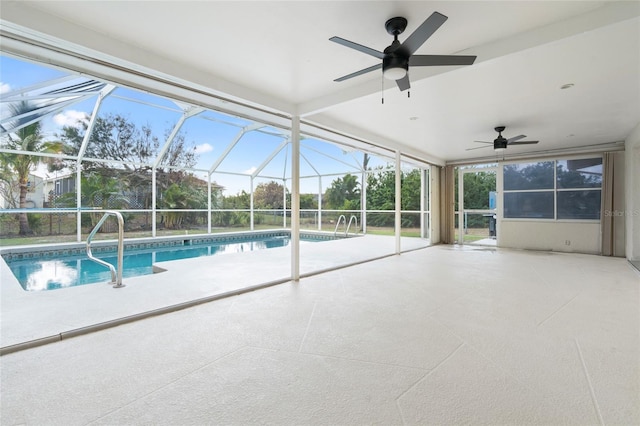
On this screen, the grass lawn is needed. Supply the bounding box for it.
[365,227,422,238]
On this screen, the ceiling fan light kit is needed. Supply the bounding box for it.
[330,11,476,92]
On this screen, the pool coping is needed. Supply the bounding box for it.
[0,228,347,259]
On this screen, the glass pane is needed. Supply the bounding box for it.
[400,213,420,237]
[324,173,361,210]
[461,212,496,244]
[366,211,395,234]
[503,161,554,190]
[557,190,601,220]
[557,158,603,189]
[401,166,421,211]
[463,171,496,209]
[504,192,554,219]
[366,168,395,210]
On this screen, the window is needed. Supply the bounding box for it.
[556,158,602,219]
[504,161,554,191]
[503,157,602,220]
[503,161,554,219]
[504,191,554,219]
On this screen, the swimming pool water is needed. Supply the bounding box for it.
[4,235,318,291]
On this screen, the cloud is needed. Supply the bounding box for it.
[0,82,11,94]
[243,166,257,175]
[194,143,213,154]
[53,110,89,128]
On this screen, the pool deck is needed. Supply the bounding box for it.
[1,233,429,351]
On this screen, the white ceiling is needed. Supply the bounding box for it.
[1,1,639,164]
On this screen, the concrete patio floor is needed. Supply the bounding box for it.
[1,244,638,425]
[1,234,428,350]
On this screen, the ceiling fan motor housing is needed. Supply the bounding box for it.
[493,138,508,150]
[493,126,507,149]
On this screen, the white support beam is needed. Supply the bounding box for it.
[209,123,263,174]
[207,174,212,234]
[300,151,320,176]
[152,169,157,236]
[153,106,204,168]
[76,84,115,241]
[250,177,254,231]
[458,167,465,245]
[318,176,322,231]
[251,138,289,178]
[77,84,116,160]
[0,95,97,136]
[395,150,401,254]
[0,75,78,100]
[420,167,426,239]
[76,163,82,242]
[291,115,301,281]
[361,167,367,234]
[282,180,287,229]
[300,141,361,171]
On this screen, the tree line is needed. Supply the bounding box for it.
[2,108,425,235]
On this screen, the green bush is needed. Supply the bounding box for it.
[27,213,43,234]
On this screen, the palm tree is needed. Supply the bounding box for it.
[0,101,61,235]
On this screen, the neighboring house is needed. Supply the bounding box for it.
[0,173,45,209]
[42,173,76,207]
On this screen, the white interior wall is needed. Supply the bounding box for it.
[499,221,601,254]
[625,122,640,261]
[430,166,441,244]
[496,155,606,255]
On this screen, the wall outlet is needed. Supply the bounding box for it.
[565,240,571,246]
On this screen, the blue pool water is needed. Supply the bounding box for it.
[4,234,324,292]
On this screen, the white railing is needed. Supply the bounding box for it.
[86,211,125,288]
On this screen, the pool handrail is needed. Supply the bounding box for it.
[346,215,358,236]
[86,211,125,288]
[334,214,346,236]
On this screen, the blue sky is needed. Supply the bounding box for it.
[1,54,400,195]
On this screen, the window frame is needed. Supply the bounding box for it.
[502,155,603,222]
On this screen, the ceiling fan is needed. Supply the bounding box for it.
[467,126,539,152]
[330,12,476,91]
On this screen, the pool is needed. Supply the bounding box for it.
[2,231,337,292]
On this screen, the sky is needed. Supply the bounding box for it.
[1,54,411,195]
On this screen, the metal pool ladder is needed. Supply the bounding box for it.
[334,214,359,237]
[346,215,358,235]
[86,211,125,288]
[334,214,346,236]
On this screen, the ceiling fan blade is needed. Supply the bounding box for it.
[472,141,493,144]
[399,12,448,56]
[396,74,410,91]
[466,145,493,151]
[508,140,539,145]
[506,134,526,143]
[410,54,477,67]
[334,63,382,82]
[329,36,385,59]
